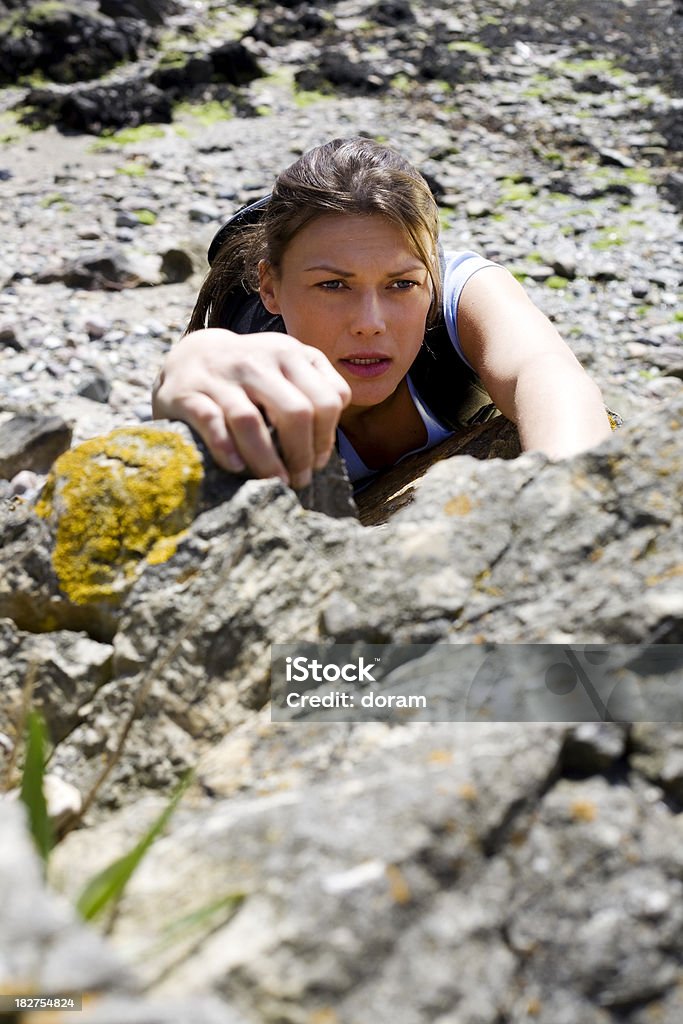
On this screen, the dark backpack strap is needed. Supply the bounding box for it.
[409,321,498,430]
[208,193,272,267]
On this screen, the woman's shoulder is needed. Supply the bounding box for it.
[441,249,502,315]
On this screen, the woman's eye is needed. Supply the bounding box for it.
[391,279,418,290]
[318,280,346,290]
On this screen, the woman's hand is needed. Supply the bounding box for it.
[152,328,352,488]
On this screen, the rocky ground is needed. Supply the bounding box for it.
[0,0,681,489]
[0,1,682,1022]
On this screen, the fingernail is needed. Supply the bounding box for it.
[225,454,246,473]
[291,469,312,490]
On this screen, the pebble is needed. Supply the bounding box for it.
[77,374,112,404]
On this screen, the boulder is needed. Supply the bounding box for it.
[35,246,163,290]
[0,3,144,85]
[1,396,682,1020]
[21,77,172,134]
[97,0,179,24]
[0,414,72,480]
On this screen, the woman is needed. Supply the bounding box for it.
[152,136,612,491]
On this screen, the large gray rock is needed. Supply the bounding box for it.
[0,413,72,479]
[2,394,683,1023]
[0,800,131,996]
[49,723,683,1023]
[0,801,250,1023]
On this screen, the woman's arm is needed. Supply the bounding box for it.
[152,328,351,488]
[457,267,612,459]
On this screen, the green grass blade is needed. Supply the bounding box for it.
[76,771,192,922]
[19,710,53,863]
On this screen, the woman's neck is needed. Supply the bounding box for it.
[339,378,427,470]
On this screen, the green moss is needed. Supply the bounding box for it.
[390,73,413,94]
[39,192,74,213]
[554,57,626,79]
[499,180,536,203]
[39,193,66,208]
[173,99,234,126]
[522,86,547,100]
[447,41,490,55]
[542,151,564,164]
[134,209,157,225]
[439,206,455,230]
[546,275,570,290]
[116,162,147,177]
[35,427,203,606]
[91,124,167,149]
[673,311,683,323]
[293,88,329,108]
[27,1,70,21]
[591,231,626,250]
[620,166,653,185]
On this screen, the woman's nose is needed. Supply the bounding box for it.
[351,292,386,335]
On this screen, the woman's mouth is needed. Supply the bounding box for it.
[340,355,392,379]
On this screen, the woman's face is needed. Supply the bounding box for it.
[259,214,433,414]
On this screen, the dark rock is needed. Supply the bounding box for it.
[189,201,221,224]
[0,3,144,85]
[21,78,172,134]
[0,414,72,480]
[418,43,484,85]
[296,52,386,95]
[160,247,195,284]
[421,170,446,201]
[561,722,628,776]
[657,107,683,154]
[36,246,160,290]
[0,325,24,351]
[249,5,328,46]
[598,147,636,168]
[97,0,179,25]
[661,171,683,212]
[150,55,214,92]
[77,374,112,404]
[631,281,651,300]
[368,0,416,26]
[549,254,578,280]
[115,210,141,229]
[209,41,264,87]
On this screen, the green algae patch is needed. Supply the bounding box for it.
[35,427,203,606]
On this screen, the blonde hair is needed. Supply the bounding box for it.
[187,136,442,333]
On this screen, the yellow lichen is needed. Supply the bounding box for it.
[35,427,203,605]
[444,494,474,516]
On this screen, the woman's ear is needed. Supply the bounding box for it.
[258,259,281,314]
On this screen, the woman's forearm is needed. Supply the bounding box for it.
[512,352,613,460]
